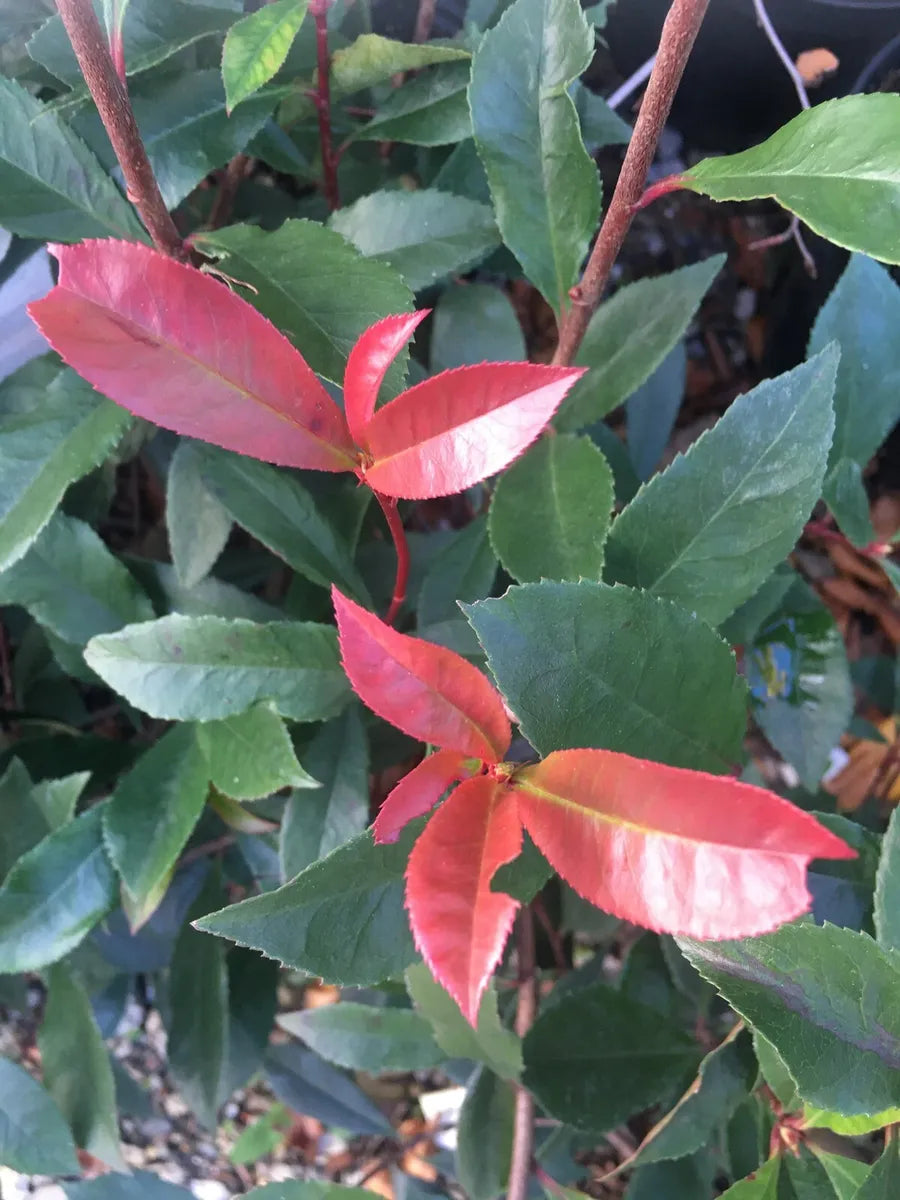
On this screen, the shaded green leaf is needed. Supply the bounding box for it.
[199,703,317,801]
[63,1174,193,1199]
[0,758,51,882]
[464,580,747,770]
[329,189,499,292]
[822,459,875,548]
[625,342,686,481]
[84,614,349,722]
[39,964,122,1168]
[875,807,900,953]
[854,1139,900,1199]
[682,95,900,264]
[489,434,613,582]
[430,281,525,371]
[278,1002,443,1071]
[572,79,631,150]
[717,1155,780,1198]
[557,257,724,432]
[197,829,418,985]
[221,947,279,1099]
[0,1056,79,1176]
[330,34,469,97]
[358,61,471,146]
[604,349,837,625]
[265,1043,391,1135]
[243,1185,378,1200]
[417,516,497,626]
[166,439,232,589]
[456,1067,514,1200]
[223,0,309,112]
[469,0,600,313]
[679,922,900,1115]
[0,364,131,573]
[491,830,552,904]
[31,772,90,833]
[0,803,117,972]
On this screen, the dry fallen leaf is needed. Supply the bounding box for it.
[824,717,900,811]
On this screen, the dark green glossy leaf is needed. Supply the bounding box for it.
[0,1056,79,1176]
[195,219,412,388]
[430,281,525,371]
[198,703,317,801]
[166,440,232,589]
[624,1152,717,1200]
[358,62,471,146]
[417,516,497,626]
[456,1067,514,1200]
[557,257,724,431]
[222,0,309,112]
[469,0,599,313]
[682,95,900,264]
[196,829,418,985]
[221,947,279,1099]
[278,1002,443,1071]
[523,984,700,1131]
[875,807,900,953]
[0,803,117,972]
[464,581,747,770]
[679,922,900,1115]
[280,706,369,882]
[329,189,499,292]
[488,434,613,582]
[0,365,131,572]
[84,614,349,722]
[38,964,122,1168]
[265,1043,391,1136]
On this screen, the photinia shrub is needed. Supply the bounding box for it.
[1,0,900,1197]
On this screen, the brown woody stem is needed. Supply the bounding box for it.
[311,0,340,211]
[552,0,711,366]
[374,492,410,626]
[55,0,186,259]
[508,907,538,1200]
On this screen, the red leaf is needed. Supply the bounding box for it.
[361,362,586,499]
[514,749,856,940]
[374,749,479,844]
[332,588,511,762]
[344,311,428,448]
[28,241,356,472]
[406,775,522,1024]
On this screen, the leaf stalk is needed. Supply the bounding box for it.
[311,0,341,212]
[374,491,410,626]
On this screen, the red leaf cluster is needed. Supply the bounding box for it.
[333,588,856,1025]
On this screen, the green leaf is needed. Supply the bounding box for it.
[556,257,724,431]
[572,79,631,150]
[84,614,349,722]
[358,61,471,146]
[229,1102,292,1165]
[469,0,600,313]
[168,875,229,1129]
[678,922,900,1115]
[0,75,143,240]
[0,759,51,882]
[624,1153,716,1200]
[278,1002,444,1071]
[166,440,232,589]
[0,364,131,573]
[604,348,838,625]
[329,189,499,292]
[223,0,310,112]
[194,445,371,604]
[625,343,686,481]
[195,219,412,388]
[0,1056,79,1176]
[747,579,853,791]
[0,512,154,647]
[811,1149,871,1200]
[329,34,469,96]
[222,947,279,1099]
[196,829,418,985]
[103,723,210,924]
[280,706,369,882]
[31,772,90,833]
[74,69,279,211]
[822,459,876,548]
[417,516,497,626]
[754,1030,800,1111]
[199,703,317,801]
[242,1185,379,1200]
[718,1155,780,1199]
[491,830,553,904]
[38,964,122,1168]
[523,983,700,1131]
[265,1043,391,1135]
[488,434,613,582]
[0,803,117,972]
[854,1140,900,1199]
[681,95,900,264]
[63,1174,193,1199]
[875,807,900,953]
[803,1106,900,1136]
[456,1067,514,1200]
[405,962,522,1080]
[808,254,900,475]
[464,580,747,770]
[430,281,525,371]
[626,1028,756,1168]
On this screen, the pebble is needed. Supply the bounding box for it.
[191,1180,232,1200]
[31,1186,66,1200]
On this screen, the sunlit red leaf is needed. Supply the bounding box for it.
[373,749,479,844]
[332,587,511,762]
[514,749,856,939]
[344,311,428,448]
[28,240,356,472]
[361,362,586,499]
[406,775,522,1024]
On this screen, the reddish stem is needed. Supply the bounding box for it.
[374,491,410,626]
[311,0,340,211]
[552,0,711,366]
[508,908,538,1200]
[54,0,186,259]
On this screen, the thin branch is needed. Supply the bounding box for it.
[55,0,186,259]
[207,152,252,230]
[508,908,538,1200]
[552,0,711,366]
[374,491,411,626]
[310,0,340,211]
[606,53,656,112]
[751,0,810,110]
[748,214,817,278]
[413,0,437,44]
